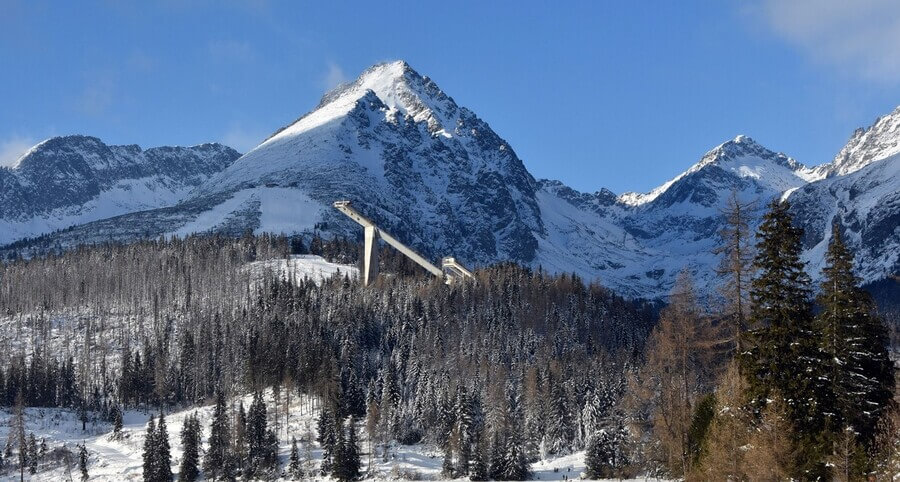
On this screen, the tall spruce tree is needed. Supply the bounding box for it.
[318,408,337,475]
[154,414,173,481]
[112,405,124,439]
[345,417,362,481]
[204,392,231,479]
[233,401,247,472]
[178,413,201,481]
[12,391,26,482]
[815,225,895,446]
[331,418,350,481]
[79,444,89,481]
[143,415,157,482]
[289,436,302,479]
[27,433,37,474]
[743,199,829,478]
[246,392,269,477]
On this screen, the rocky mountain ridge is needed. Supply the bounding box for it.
[2,61,897,300]
[0,136,240,245]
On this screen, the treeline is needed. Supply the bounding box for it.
[0,231,656,480]
[627,196,899,481]
[1,198,896,480]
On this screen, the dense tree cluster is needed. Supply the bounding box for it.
[0,231,654,479]
[630,198,898,481]
[1,201,894,480]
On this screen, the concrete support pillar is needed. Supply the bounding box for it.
[363,225,379,286]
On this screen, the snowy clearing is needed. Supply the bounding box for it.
[0,389,663,481]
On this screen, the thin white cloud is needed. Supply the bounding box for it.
[0,135,36,168]
[220,123,266,154]
[321,61,348,91]
[751,0,900,82]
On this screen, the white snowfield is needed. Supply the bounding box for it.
[247,254,359,287]
[0,390,659,481]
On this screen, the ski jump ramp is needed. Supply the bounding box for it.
[333,200,475,286]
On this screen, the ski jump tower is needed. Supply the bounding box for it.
[333,200,475,286]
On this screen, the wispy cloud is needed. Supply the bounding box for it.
[0,135,37,168]
[321,61,348,92]
[220,123,267,154]
[750,0,900,82]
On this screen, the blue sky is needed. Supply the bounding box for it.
[1,1,899,194]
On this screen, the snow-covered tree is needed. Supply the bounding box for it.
[204,392,232,479]
[815,224,895,447]
[178,413,201,481]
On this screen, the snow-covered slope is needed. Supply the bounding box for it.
[188,61,542,265]
[0,136,240,245]
[536,135,831,297]
[247,254,359,287]
[0,390,627,481]
[812,105,900,178]
[791,150,900,281]
[2,62,897,300]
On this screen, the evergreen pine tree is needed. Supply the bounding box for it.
[441,447,455,477]
[469,437,489,482]
[289,436,302,479]
[155,414,172,481]
[454,388,475,476]
[204,392,231,479]
[488,430,506,481]
[331,418,350,481]
[178,413,200,481]
[344,417,362,481]
[317,408,336,475]
[742,199,829,478]
[585,416,629,479]
[27,433,37,474]
[79,444,89,481]
[246,392,269,477]
[503,428,529,481]
[143,415,157,482]
[584,433,605,479]
[12,391,26,482]
[816,225,895,446]
[233,401,247,472]
[546,379,572,455]
[112,405,123,439]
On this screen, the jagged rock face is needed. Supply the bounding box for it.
[791,151,900,282]
[0,136,239,244]
[192,61,543,264]
[534,135,824,298]
[1,61,897,300]
[813,106,900,178]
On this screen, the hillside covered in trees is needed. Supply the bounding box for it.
[0,199,897,481]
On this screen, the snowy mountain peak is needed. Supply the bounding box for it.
[12,135,110,172]
[0,136,240,244]
[618,135,814,207]
[260,60,459,151]
[814,104,900,178]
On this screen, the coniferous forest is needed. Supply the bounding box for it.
[0,201,897,481]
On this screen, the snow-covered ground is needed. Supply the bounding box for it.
[0,390,661,481]
[247,254,359,287]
